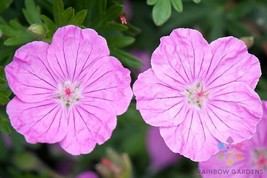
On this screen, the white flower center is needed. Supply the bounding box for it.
[251,148,267,170]
[56,81,81,107]
[184,82,208,108]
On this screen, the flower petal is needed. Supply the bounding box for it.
[206,82,262,144]
[76,171,98,178]
[133,69,186,127]
[198,152,250,178]
[47,25,109,82]
[146,126,180,171]
[199,104,267,178]
[151,28,212,87]
[6,97,67,143]
[159,109,218,161]
[5,41,57,102]
[205,37,261,89]
[81,56,132,115]
[254,101,267,146]
[59,104,116,155]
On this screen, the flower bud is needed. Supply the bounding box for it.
[96,148,133,178]
[28,24,45,37]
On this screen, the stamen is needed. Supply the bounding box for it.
[185,82,208,108]
[56,81,81,108]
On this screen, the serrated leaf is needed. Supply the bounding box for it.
[9,20,23,29]
[147,0,158,5]
[23,0,42,25]
[107,36,135,48]
[53,0,64,25]
[0,24,13,36]
[0,93,9,105]
[110,47,142,68]
[171,0,183,12]
[0,112,12,135]
[100,5,124,24]
[0,0,13,13]
[0,20,35,46]
[152,0,172,26]
[41,15,57,38]
[72,10,88,25]
[62,7,75,25]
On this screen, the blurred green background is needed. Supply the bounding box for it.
[1,0,267,177]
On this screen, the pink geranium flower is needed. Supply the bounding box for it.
[76,171,98,178]
[198,102,267,178]
[147,126,180,172]
[133,28,262,161]
[5,25,132,155]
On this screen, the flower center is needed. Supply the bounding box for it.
[184,82,208,108]
[56,81,81,107]
[251,148,267,170]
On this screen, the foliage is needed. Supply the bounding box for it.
[0,0,267,178]
[147,0,201,26]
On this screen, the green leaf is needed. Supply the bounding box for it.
[147,0,158,5]
[125,24,141,36]
[62,7,75,25]
[0,20,35,46]
[152,0,172,26]
[53,0,64,25]
[110,47,142,68]
[0,83,12,97]
[0,112,12,135]
[13,152,39,171]
[100,5,124,24]
[0,78,5,84]
[102,22,129,32]
[107,36,135,48]
[171,0,183,12]
[41,15,57,39]
[0,66,6,84]
[0,0,13,13]
[22,0,42,25]
[0,93,9,105]
[72,10,88,25]
[208,8,225,41]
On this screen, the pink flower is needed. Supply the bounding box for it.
[147,126,180,172]
[76,171,98,178]
[198,102,267,178]
[5,25,132,155]
[133,28,262,161]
